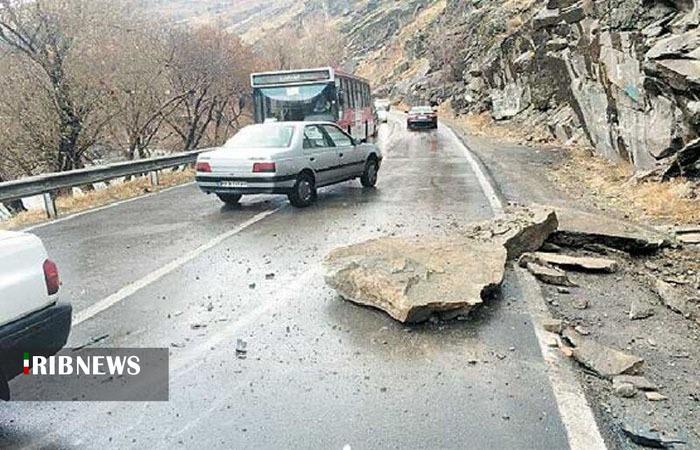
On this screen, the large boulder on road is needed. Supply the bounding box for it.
[324,205,558,323]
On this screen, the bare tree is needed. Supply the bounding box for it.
[165,26,253,151]
[0,0,119,171]
[107,25,186,159]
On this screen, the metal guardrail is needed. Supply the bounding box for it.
[0,148,212,219]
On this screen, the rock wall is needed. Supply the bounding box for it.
[381,0,700,175]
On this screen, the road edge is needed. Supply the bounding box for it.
[443,118,607,450]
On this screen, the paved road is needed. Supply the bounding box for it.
[1,119,573,449]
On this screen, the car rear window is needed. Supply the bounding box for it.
[224,125,295,149]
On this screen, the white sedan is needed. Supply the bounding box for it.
[196,122,383,207]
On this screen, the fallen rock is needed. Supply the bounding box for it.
[324,206,558,323]
[562,328,644,378]
[549,209,671,254]
[645,391,668,402]
[572,298,589,310]
[463,204,559,260]
[621,419,687,448]
[324,236,506,323]
[655,279,699,320]
[613,382,637,398]
[613,375,657,391]
[629,300,655,320]
[526,262,576,286]
[677,233,700,244]
[519,252,619,273]
[542,318,564,334]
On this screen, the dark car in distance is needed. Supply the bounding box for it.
[406,106,438,131]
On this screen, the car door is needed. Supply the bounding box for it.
[302,125,341,186]
[320,124,362,179]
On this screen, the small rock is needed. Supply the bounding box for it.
[190,323,207,330]
[557,287,571,294]
[629,300,655,320]
[572,298,589,310]
[265,273,275,280]
[543,319,564,334]
[248,283,256,289]
[645,391,668,401]
[519,252,619,273]
[574,325,591,336]
[621,419,687,448]
[526,262,576,287]
[613,375,657,391]
[563,328,644,378]
[559,345,574,358]
[235,339,248,359]
[614,382,637,398]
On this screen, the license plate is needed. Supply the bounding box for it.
[418,115,428,120]
[219,180,247,188]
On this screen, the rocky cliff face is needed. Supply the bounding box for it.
[372,0,699,176]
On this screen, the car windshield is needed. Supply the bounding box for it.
[223,125,295,149]
[254,83,337,122]
[410,106,433,114]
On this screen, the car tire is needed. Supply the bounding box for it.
[217,193,242,205]
[360,158,379,188]
[288,173,316,208]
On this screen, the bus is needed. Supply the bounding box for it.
[250,67,377,142]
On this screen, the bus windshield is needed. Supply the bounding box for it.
[254,83,336,123]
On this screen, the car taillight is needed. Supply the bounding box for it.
[253,162,276,173]
[43,259,59,295]
[196,161,212,173]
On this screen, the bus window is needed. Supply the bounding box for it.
[344,79,351,109]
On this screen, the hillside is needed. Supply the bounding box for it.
[150,0,698,177]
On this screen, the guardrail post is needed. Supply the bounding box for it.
[43,192,58,219]
[149,170,160,186]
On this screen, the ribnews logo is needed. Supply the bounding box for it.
[23,351,141,376]
[4,348,169,401]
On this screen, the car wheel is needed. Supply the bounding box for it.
[360,158,379,188]
[217,193,242,205]
[288,173,316,207]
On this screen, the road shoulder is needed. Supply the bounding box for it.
[447,118,700,449]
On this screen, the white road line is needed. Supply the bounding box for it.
[441,124,504,215]
[21,182,195,232]
[517,267,607,450]
[72,207,283,326]
[438,115,604,449]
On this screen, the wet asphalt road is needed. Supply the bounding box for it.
[1,119,570,449]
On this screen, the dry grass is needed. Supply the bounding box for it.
[550,146,700,225]
[439,103,553,143]
[1,169,194,230]
[440,101,699,225]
